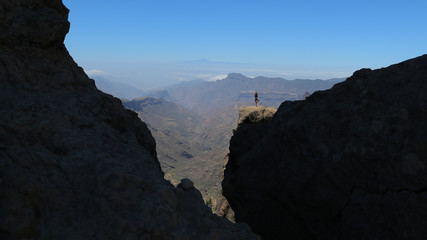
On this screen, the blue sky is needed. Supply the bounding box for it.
[64,0,427,90]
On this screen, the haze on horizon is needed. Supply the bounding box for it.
[64,0,427,90]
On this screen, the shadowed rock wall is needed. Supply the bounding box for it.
[0,1,259,239]
[223,55,427,240]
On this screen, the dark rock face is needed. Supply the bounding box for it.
[223,55,427,240]
[0,1,259,239]
[0,0,69,48]
[215,106,277,222]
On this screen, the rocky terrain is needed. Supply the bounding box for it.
[223,55,427,239]
[0,1,259,239]
[215,106,277,222]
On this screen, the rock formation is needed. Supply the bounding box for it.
[223,55,427,240]
[235,106,277,129]
[213,193,235,222]
[0,1,259,239]
[215,106,277,222]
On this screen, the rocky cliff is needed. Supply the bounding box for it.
[215,106,277,222]
[223,55,427,240]
[0,1,258,239]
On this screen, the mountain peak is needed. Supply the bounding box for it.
[227,73,248,80]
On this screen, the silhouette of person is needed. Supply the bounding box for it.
[255,91,260,106]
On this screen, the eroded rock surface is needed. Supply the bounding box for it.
[0,1,259,239]
[223,55,427,240]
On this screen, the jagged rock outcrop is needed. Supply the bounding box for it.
[0,1,259,239]
[213,194,235,222]
[223,55,427,240]
[235,106,277,129]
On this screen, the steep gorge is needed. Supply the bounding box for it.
[124,75,341,205]
[0,1,258,239]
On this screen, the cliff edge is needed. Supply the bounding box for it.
[235,106,277,129]
[223,55,427,240]
[0,1,258,239]
[215,106,277,221]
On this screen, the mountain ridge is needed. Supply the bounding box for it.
[160,73,344,116]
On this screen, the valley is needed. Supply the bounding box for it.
[121,73,344,205]
[4,1,425,239]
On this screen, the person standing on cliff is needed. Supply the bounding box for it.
[255,91,260,106]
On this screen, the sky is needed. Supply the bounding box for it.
[64,0,427,90]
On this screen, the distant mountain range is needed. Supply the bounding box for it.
[149,73,345,116]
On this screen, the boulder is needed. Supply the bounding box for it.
[178,178,194,190]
